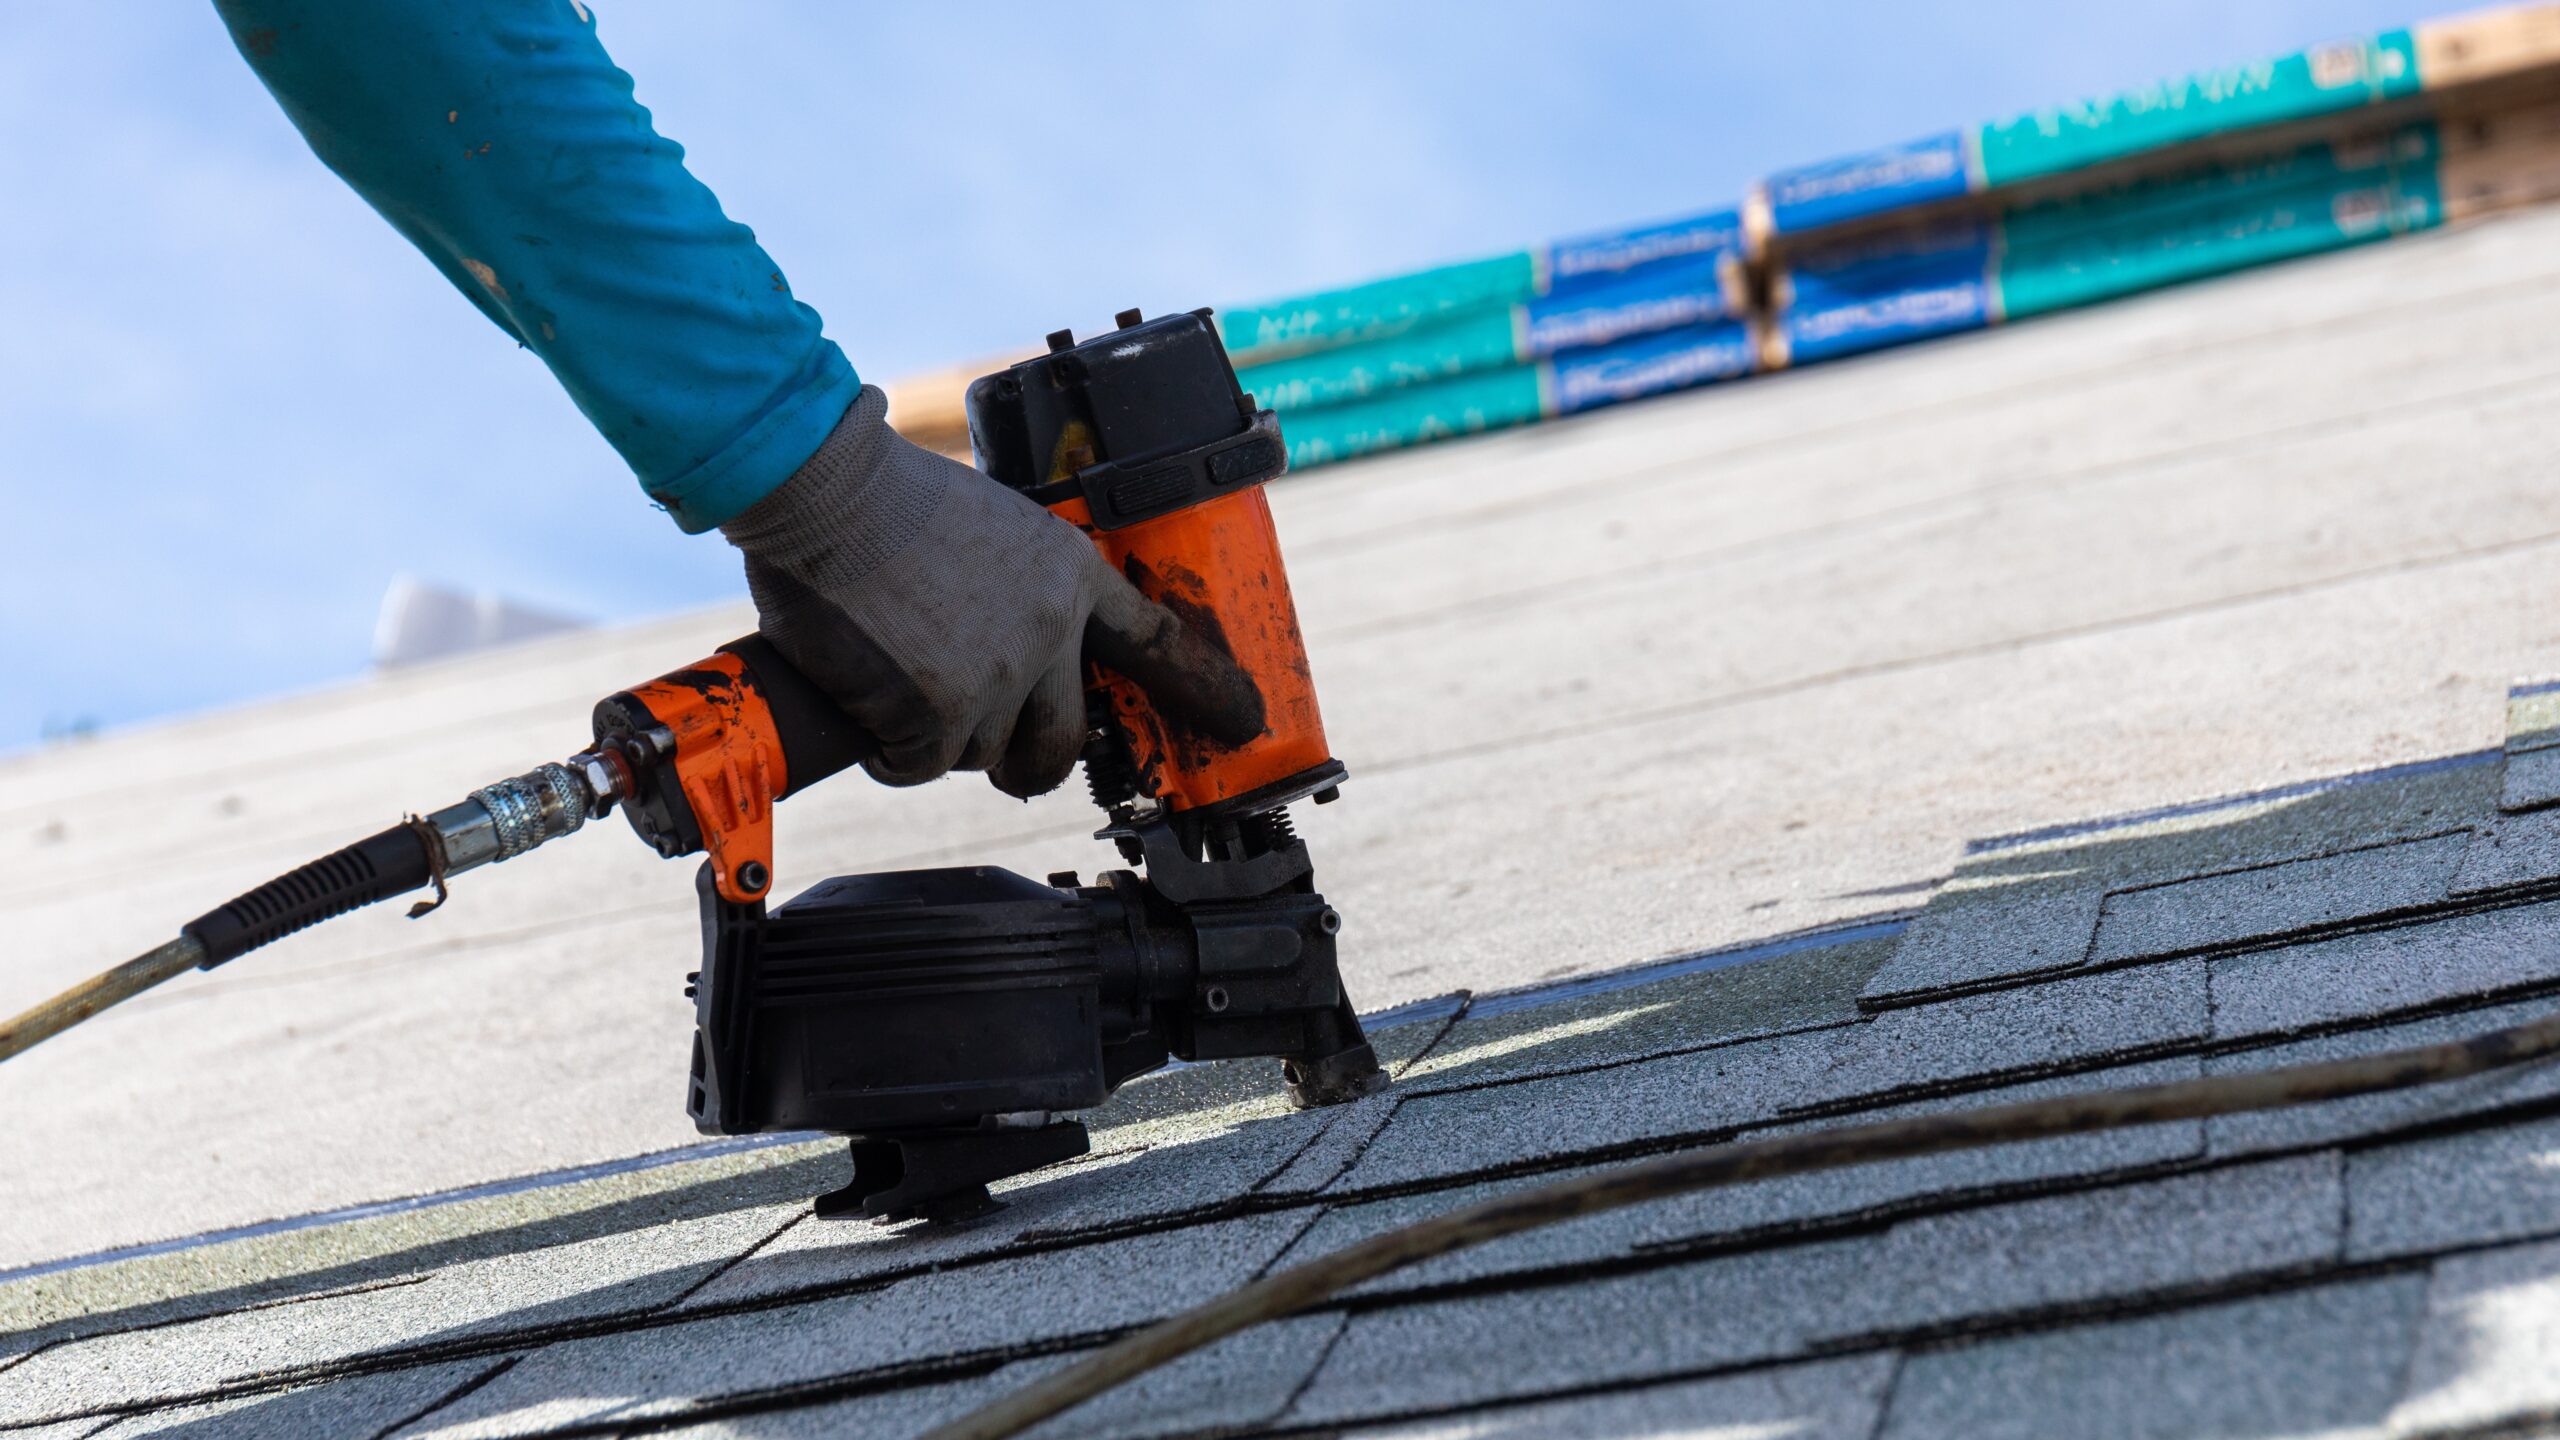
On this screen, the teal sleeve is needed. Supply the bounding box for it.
[213,0,860,532]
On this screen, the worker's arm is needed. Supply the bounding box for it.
[215,0,1239,796]
[214,0,848,532]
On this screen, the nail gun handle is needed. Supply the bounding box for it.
[599,638,881,904]
[719,635,877,799]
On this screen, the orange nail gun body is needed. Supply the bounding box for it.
[591,309,1378,1221]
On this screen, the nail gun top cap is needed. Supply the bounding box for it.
[963,310,1289,529]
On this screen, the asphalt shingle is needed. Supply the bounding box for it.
[1255,1091,1404,1199]
[1336,961,2204,1195]
[0,1138,839,1354]
[1787,959,2207,1115]
[2500,745,2560,812]
[87,1359,511,1440]
[0,1198,797,1427]
[1874,1276,2427,1440]
[1402,931,1894,1095]
[2390,1235,2560,1436]
[1278,1059,2203,1302]
[2205,899,2560,1042]
[2,1419,114,1440]
[1281,1239,1875,1426]
[397,1210,1315,1439]
[2202,996,2560,1157]
[1859,887,2102,1005]
[2085,831,2469,965]
[2450,805,2560,894]
[663,1146,1163,1312]
[2348,1112,2560,1262]
[1835,1154,2343,1339]
[644,1316,1346,1440]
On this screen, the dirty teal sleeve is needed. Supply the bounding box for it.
[213,0,860,532]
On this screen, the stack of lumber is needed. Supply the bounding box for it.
[887,3,2560,470]
[1221,210,1752,467]
[1758,4,2560,367]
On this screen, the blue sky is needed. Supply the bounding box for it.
[0,0,2462,750]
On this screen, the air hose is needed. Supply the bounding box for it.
[922,1005,2560,1440]
[0,761,607,1063]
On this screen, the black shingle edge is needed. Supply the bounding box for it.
[0,1132,817,1292]
[1861,871,2560,1015]
[1192,1257,2445,1440]
[1319,960,2560,1210]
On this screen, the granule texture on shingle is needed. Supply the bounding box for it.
[1834,1153,2342,1338]
[1282,1238,1875,1426]
[639,1362,1035,1440]
[1875,1276,2427,1440]
[1789,958,2207,1113]
[1286,1058,2208,1303]
[2347,1112,2560,1261]
[686,1043,1422,1303]
[398,1209,1316,1439]
[2205,898,2560,1041]
[2085,830,2467,965]
[1334,1352,1898,1440]
[1257,1089,1403,1197]
[0,1197,798,1427]
[2451,806,2560,893]
[2391,1235,2560,1435]
[1859,887,2102,1004]
[1634,1057,2206,1247]
[2499,744,2560,811]
[1337,960,2203,1195]
[0,1138,842,1355]
[644,1315,1346,1440]
[2202,996,2560,1157]
[1003,1012,1458,1240]
[669,1152,1133,1310]
[1403,933,1892,1094]
[1334,1029,1810,1193]
[92,1358,512,1440]
[17,1420,124,1440]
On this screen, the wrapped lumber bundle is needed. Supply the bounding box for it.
[1744,3,2560,247]
[876,4,2560,468]
[1223,208,1757,471]
[1764,120,2449,367]
[1280,320,1756,469]
[1217,208,1743,367]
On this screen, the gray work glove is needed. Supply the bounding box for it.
[721,386,1261,798]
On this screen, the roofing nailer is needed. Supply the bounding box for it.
[1,308,1386,1223]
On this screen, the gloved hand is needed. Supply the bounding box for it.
[721,386,1262,798]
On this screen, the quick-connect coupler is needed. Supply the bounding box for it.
[435,758,617,869]
[178,751,624,972]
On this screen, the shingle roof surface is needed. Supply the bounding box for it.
[9,207,2560,1436]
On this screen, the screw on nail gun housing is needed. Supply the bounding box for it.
[0,307,1383,1227]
